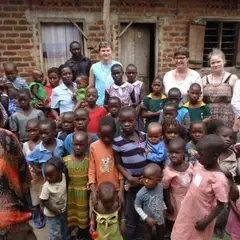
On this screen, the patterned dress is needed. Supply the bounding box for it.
[64,154,89,229]
[203,74,234,127]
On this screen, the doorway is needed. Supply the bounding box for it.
[120,23,156,93]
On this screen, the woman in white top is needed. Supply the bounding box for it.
[163,47,202,105]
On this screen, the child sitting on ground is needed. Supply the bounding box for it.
[135,163,166,240]
[57,111,74,141]
[90,182,125,240]
[40,158,67,240]
[104,64,136,108]
[183,83,211,122]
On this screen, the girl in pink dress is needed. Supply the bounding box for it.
[171,134,229,240]
[162,137,193,233]
[226,178,240,240]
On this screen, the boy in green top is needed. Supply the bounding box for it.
[183,83,211,122]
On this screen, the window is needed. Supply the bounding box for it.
[203,21,239,67]
[40,22,84,73]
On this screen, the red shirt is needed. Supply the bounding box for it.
[45,85,54,104]
[88,106,107,133]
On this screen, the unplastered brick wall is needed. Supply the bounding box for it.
[1,0,240,81]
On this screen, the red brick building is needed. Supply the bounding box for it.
[0,0,240,89]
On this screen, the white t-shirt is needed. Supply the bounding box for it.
[40,173,67,217]
[163,69,202,105]
[23,141,32,157]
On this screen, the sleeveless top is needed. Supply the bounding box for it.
[92,60,121,106]
[132,80,143,104]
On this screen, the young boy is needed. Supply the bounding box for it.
[63,108,99,154]
[108,96,121,137]
[57,111,74,141]
[159,102,178,123]
[113,106,147,240]
[9,89,45,142]
[146,122,167,166]
[183,83,211,122]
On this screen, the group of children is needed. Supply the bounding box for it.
[0,61,239,240]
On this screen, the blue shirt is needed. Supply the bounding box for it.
[63,132,99,154]
[177,107,189,124]
[146,140,167,163]
[113,131,147,177]
[92,60,121,106]
[51,82,76,114]
[7,77,28,89]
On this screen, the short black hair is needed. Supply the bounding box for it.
[152,76,163,83]
[189,83,201,90]
[4,62,17,71]
[163,102,178,111]
[70,41,81,48]
[190,120,206,131]
[144,163,162,178]
[108,96,121,104]
[74,108,89,118]
[169,137,186,150]
[119,106,137,118]
[73,131,88,142]
[126,64,137,71]
[62,111,74,118]
[18,88,31,98]
[162,117,180,134]
[206,119,224,134]
[111,63,123,72]
[26,118,39,128]
[39,118,56,131]
[98,181,116,201]
[48,67,60,77]
[216,125,233,135]
[59,65,72,76]
[46,157,65,173]
[168,87,182,97]
[99,116,116,133]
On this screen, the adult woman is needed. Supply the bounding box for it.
[163,47,202,105]
[89,41,121,106]
[203,48,238,128]
[0,108,36,239]
[51,66,76,120]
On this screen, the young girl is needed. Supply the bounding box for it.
[89,116,124,206]
[162,138,193,232]
[9,88,45,142]
[85,87,107,134]
[104,64,136,107]
[171,134,229,240]
[40,158,67,240]
[142,77,167,131]
[90,181,125,240]
[64,131,90,239]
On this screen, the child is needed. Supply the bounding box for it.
[40,158,67,240]
[9,89,45,142]
[206,119,224,135]
[126,64,145,131]
[64,131,90,239]
[146,122,167,166]
[159,102,178,123]
[85,87,107,133]
[73,75,88,102]
[57,111,74,141]
[142,77,167,130]
[90,182,125,240]
[135,163,166,240]
[113,106,148,240]
[89,116,124,206]
[171,134,229,240]
[186,121,207,162]
[107,96,121,137]
[162,138,193,232]
[104,64,136,107]
[63,108,99,154]
[29,69,48,110]
[216,125,237,178]
[183,83,211,122]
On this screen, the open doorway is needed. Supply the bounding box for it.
[120,23,156,93]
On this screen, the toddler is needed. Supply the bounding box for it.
[105,64,136,107]
[135,163,166,240]
[40,158,67,240]
[142,77,167,130]
[90,182,124,240]
[183,83,211,122]
[162,138,193,232]
[9,88,45,142]
[171,135,229,240]
[146,122,167,166]
[73,75,88,102]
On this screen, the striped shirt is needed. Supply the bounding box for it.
[113,131,147,176]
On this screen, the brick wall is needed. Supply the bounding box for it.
[1,0,240,82]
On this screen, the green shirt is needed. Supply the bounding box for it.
[183,101,211,121]
[29,82,48,104]
[76,87,87,101]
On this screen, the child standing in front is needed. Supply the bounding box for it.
[64,131,90,239]
[171,134,229,240]
[142,77,167,131]
[40,158,67,240]
[104,64,136,107]
[9,89,45,142]
[57,111,74,141]
[113,106,148,240]
[135,163,166,240]
[183,83,211,122]
[89,116,124,206]
[162,138,193,233]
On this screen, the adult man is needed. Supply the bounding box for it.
[65,41,91,80]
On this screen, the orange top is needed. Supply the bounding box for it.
[89,140,123,190]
